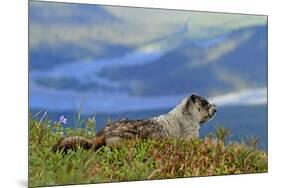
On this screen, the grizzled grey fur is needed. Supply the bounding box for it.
[52,94,216,152]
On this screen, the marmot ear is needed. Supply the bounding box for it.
[189,94,197,102]
[183,96,193,115]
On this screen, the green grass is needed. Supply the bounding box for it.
[29,113,267,187]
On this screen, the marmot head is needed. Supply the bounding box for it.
[184,94,217,124]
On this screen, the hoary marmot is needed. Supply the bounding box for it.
[52,94,216,152]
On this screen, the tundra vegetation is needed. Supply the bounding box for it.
[29,112,267,187]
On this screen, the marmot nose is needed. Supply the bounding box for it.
[210,105,217,114]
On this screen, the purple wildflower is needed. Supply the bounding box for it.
[58,115,67,125]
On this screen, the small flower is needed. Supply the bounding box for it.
[58,115,67,125]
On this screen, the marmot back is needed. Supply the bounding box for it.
[52,94,216,152]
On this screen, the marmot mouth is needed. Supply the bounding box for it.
[208,111,216,120]
[208,105,217,117]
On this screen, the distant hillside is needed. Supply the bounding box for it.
[99,25,267,97]
[29,2,266,72]
[29,41,131,70]
[29,1,132,70]
[210,26,267,87]
[29,2,118,24]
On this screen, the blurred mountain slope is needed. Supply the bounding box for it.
[29,2,266,71]
[99,25,267,97]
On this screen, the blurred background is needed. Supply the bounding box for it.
[29,1,268,149]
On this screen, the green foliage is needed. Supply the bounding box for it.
[29,115,268,187]
[209,125,232,145]
[242,135,261,149]
[74,100,85,129]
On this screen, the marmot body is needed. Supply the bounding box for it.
[52,94,217,152]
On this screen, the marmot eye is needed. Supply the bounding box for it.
[197,107,201,112]
[201,101,208,106]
